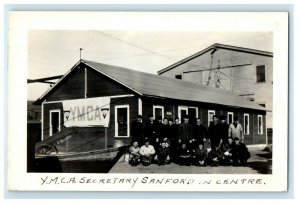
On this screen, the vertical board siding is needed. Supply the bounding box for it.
[86,68,130,97]
[106,97,138,147]
[47,67,85,101]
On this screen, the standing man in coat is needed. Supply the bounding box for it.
[193,118,207,146]
[208,115,222,149]
[130,115,144,146]
[144,114,158,145]
[219,115,230,147]
[229,116,244,143]
[178,116,193,145]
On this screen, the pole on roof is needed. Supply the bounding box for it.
[80,48,83,60]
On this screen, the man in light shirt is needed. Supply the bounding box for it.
[139,139,156,166]
[228,116,244,142]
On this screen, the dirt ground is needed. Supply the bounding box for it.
[109,145,272,174]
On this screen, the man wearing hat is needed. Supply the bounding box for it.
[193,118,207,146]
[144,114,158,145]
[220,115,230,147]
[130,115,144,146]
[207,115,222,149]
[229,116,244,143]
[178,115,193,145]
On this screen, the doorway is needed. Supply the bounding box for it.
[115,105,130,137]
[49,110,61,136]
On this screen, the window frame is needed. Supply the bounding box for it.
[153,105,164,120]
[256,65,266,83]
[208,110,216,126]
[244,113,250,135]
[258,115,263,135]
[49,109,61,137]
[227,112,234,124]
[178,106,199,123]
[114,104,130,138]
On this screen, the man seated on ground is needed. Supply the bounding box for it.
[177,143,192,166]
[233,137,251,166]
[222,136,235,166]
[139,139,156,166]
[155,142,171,166]
[207,146,224,167]
[192,143,208,166]
[128,141,141,166]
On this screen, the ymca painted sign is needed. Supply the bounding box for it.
[62,97,110,127]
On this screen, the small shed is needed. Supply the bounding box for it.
[34,60,267,152]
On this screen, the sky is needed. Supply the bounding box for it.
[28,30,273,101]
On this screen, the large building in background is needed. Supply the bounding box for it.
[158,43,273,130]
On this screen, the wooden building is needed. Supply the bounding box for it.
[34,59,267,152]
[158,43,273,130]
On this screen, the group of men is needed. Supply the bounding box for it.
[128,113,250,167]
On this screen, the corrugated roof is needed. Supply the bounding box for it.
[157,43,273,74]
[82,60,265,111]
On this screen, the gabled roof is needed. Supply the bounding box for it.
[35,59,265,111]
[157,43,273,75]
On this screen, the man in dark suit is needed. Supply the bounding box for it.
[232,137,251,166]
[207,115,222,149]
[144,114,158,145]
[178,116,193,146]
[130,115,144,146]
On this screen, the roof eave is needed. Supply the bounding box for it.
[157,43,273,75]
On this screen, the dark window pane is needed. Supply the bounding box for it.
[117,108,128,137]
[175,75,182,80]
[256,65,266,82]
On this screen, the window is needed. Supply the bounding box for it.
[256,65,266,82]
[227,112,234,124]
[175,74,182,80]
[244,114,250,135]
[178,106,198,123]
[49,109,61,137]
[115,105,130,137]
[208,110,215,126]
[153,105,164,120]
[258,115,263,134]
[258,103,266,107]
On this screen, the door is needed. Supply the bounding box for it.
[178,106,188,123]
[188,107,197,125]
[50,110,60,136]
[115,105,130,137]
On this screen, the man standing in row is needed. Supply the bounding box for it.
[178,116,193,145]
[144,114,158,144]
[229,116,244,143]
[130,115,144,145]
[208,115,222,149]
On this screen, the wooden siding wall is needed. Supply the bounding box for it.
[141,97,266,145]
[106,97,138,147]
[46,67,85,101]
[86,68,129,98]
